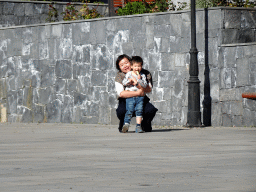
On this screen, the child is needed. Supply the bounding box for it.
[122,56,148,133]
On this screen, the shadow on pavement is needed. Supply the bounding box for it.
[151,128,189,132]
[125,128,190,133]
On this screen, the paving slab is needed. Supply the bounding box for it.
[0,123,256,192]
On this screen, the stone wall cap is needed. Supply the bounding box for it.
[0,9,194,30]
[209,6,256,11]
[221,42,256,47]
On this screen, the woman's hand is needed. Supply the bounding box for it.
[136,84,152,93]
[143,85,152,93]
[137,89,146,96]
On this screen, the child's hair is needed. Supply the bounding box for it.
[131,56,143,66]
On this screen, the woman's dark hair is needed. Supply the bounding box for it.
[131,56,143,66]
[116,54,131,72]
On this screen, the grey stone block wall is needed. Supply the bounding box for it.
[0,7,256,126]
[222,7,256,44]
[212,43,256,127]
[0,0,109,28]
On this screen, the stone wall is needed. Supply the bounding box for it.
[0,0,109,28]
[222,7,256,44]
[209,7,256,126]
[212,42,256,127]
[0,7,255,126]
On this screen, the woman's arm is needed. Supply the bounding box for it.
[115,81,145,98]
[120,89,145,98]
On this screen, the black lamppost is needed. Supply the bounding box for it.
[187,0,201,126]
[108,0,116,17]
[203,8,211,126]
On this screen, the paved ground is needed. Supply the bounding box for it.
[0,123,255,192]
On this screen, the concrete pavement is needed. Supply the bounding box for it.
[0,123,255,192]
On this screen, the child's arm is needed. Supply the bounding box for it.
[138,69,153,93]
[122,72,132,86]
[137,74,147,88]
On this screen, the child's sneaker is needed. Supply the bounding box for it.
[135,126,145,133]
[122,124,130,133]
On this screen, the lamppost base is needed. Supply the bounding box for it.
[187,111,201,127]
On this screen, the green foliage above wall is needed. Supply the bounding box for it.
[196,0,256,8]
[46,2,102,22]
[116,0,187,16]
